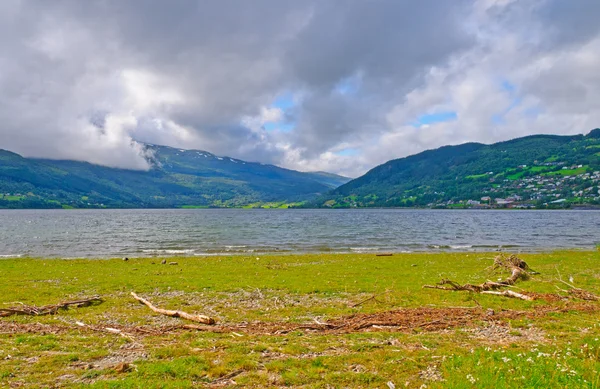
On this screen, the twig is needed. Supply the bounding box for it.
[351,294,380,307]
[480,290,533,301]
[105,327,136,340]
[131,292,215,325]
[210,369,244,384]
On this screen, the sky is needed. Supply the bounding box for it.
[1,0,600,177]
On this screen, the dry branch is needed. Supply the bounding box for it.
[0,296,102,317]
[423,254,537,300]
[210,369,244,385]
[568,288,599,301]
[350,294,382,307]
[480,290,534,301]
[131,292,216,325]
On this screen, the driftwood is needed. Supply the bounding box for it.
[480,290,534,301]
[423,255,535,300]
[131,292,216,325]
[0,296,103,317]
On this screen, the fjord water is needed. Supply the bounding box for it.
[0,209,598,258]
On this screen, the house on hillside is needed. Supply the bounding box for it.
[495,198,513,206]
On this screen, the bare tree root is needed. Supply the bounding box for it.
[131,292,216,325]
[0,296,103,317]
[423,254,536,300]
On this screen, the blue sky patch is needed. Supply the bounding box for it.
[335,148,360,156]
[272,93,296,110]
[413,111,457,127]
[501,79,517,93]
[263,122,295,132]
[262,92,297,132]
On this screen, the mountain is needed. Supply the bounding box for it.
[0,144,346,209]
[303,171,351,188]
[313,129,600,208]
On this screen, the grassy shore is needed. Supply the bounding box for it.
[1,251,600,388]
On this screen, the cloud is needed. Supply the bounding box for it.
[0,0,598,177]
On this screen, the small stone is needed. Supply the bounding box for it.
[161,259,167,265]
[411,264,417,267]
[169,262,178,266]
[123,257,129,261]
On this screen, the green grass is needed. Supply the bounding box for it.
[1,251,599,388]
[506,166,552,180]
[542,166,588,177]
[0,195,26,201]
[465,173,489,180]
[529,166,550,173]
[507,171,525,180]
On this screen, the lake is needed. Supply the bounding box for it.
[0,209,598,258]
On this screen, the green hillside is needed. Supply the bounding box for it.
[314,129,600,208]
[0,145,350,209]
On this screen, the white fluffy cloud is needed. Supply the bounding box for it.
[0,0,598,176]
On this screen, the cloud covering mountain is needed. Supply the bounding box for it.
[1,0,599,176]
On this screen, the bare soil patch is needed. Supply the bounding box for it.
[3,303,596,337]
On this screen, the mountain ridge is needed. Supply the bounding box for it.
[312,129,600,208]
[0,143,350,209]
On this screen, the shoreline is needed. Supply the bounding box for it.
[1,247,598,260]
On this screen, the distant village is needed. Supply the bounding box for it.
[432,162,600,209]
